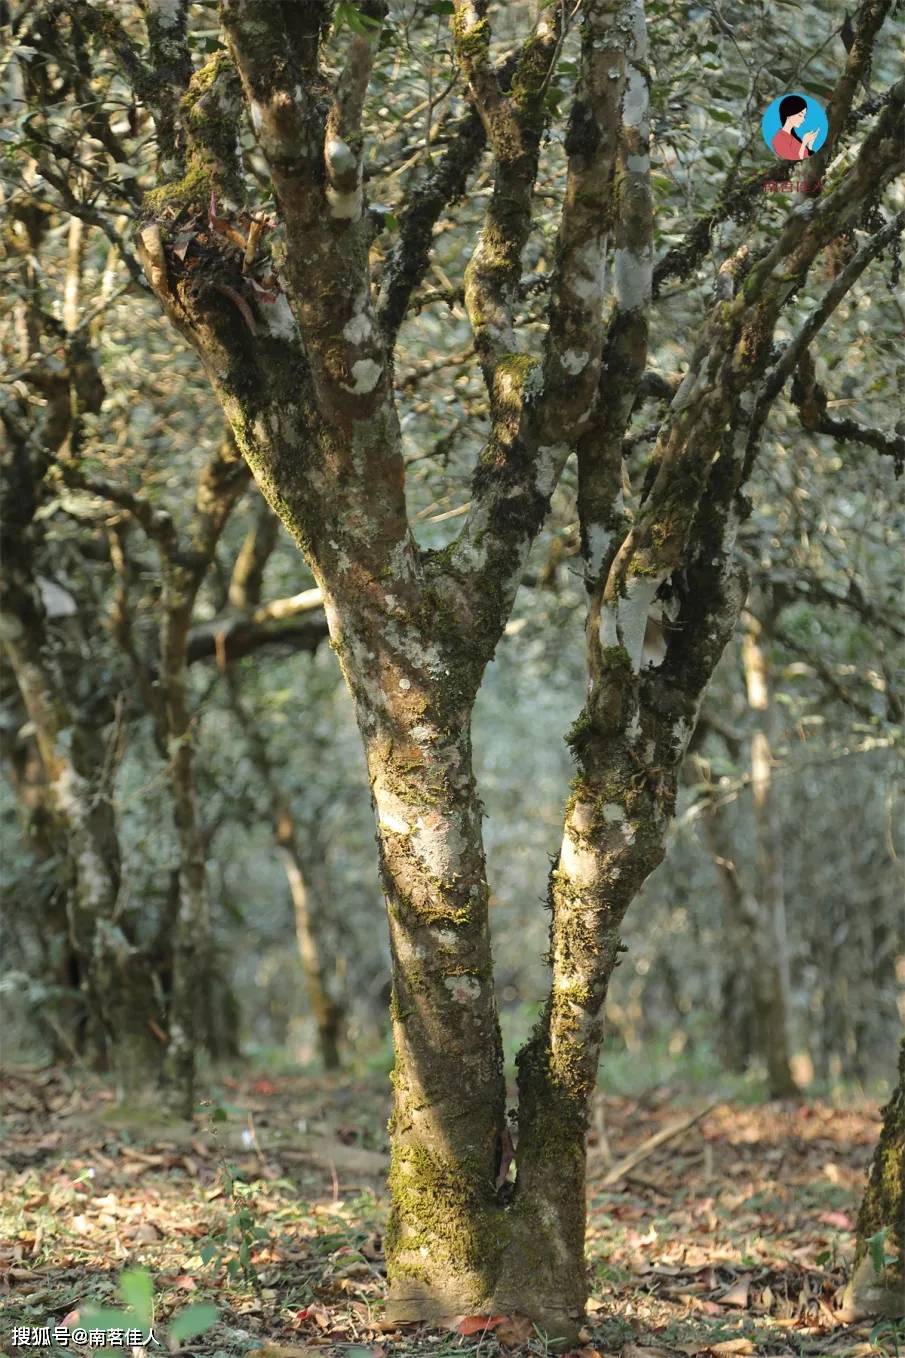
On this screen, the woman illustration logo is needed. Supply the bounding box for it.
[761,92,828,161]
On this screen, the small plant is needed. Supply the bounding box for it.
[868,1227,898,1281]
[871,1319,903,1358]
[199,1168,270,1283]
[198,1103,271,1284]
[80,1268,217,1349]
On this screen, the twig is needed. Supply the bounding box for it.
[595,1098,720,1185]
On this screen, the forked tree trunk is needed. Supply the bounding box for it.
[125,0,903,1336]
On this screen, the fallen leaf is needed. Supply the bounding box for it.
[125,1221,160,1244]
[249,1347,318,1357]
[818,1211,853,1230]
[496,1313,533,1346]
[711,1340,755,1355]
[455,1314,507,1336]
[719,1278,751,1308]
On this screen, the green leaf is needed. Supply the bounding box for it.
[119,1268,154,1326]
[335,3,381,34]
[169,1303,219,1344]
[869,1228,889,1278]
[79,1306,135,1331]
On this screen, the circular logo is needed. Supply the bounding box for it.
[761,92,828,161]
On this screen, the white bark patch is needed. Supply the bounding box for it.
[398,676,411,692]
[559,831,599,888]
[614,248,652,313]
[411,811,466,878]
[629,0,649,59]
[672,716,693,756]
[535,443,568,499]
[622,65,649,129]
[250,101,263,133]
[51,762,84,818]
[626,152,650,174]
[374,785,411,837]
[326,137,357,179]
[342,358,382,394]
[444,973,482,1003]
[38,576,77,617]
[147,0,181,27]
[562,348,589,375]
[570,800,596,834]
[326,184,363,219]
[260,292,296,340]
[586,509,621,579]
[602,803,626,824]
[343,312,372,345]
[569,238,607,302]
[601,572,664,670]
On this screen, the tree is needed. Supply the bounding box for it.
[4,0,903,1339]
[845,1036,905,1318]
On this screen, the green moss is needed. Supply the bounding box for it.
[600,644,632,671]
[627,557,660,581]
[144,53,242,220]
[386,1140,507,1279]
[144,160,212,216]
[452,13,490,63]
[495,352,539,386]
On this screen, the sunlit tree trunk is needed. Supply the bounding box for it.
[741,605,798,1098]
[122,0,903,1333]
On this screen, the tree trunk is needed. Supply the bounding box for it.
[160,587,214,1113]
[698,801,758,1073]
[225,663,345,1070]
[741,607,798,1099]
[358,689,508,1323]
[277,813,344,1071]
[1,620,163,1093]
[845,1037,905,1317]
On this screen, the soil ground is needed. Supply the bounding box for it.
[0,1066,893,1358]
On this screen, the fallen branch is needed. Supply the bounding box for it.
[596,1098,721,1186]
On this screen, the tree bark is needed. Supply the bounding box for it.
[845,1037,905,1317]
[121,0,903,1334]
[741,606,798,1099]
[225,668,344,1071]
[157,437,248,1112]
[0,583,163,1094]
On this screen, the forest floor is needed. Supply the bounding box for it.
[0,1065,894,1358]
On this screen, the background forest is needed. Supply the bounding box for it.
[0,0,903,1354]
